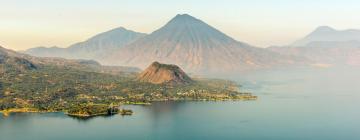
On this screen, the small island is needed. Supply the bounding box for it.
[65,103,132,118]
[65,104,119,117]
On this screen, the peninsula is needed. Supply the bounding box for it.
[0,46,256,118]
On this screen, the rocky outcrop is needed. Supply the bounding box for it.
[137,61,193,85]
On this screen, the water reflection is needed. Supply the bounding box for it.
[67,114,117,122]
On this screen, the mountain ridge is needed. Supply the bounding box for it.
[268,26,360,66]
[25,27,147,60]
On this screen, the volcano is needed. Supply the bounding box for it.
[137,61,193,85]
[104,14,294,73]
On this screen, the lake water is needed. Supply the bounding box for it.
[1,67,360,140]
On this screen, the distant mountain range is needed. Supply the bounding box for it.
[25,14,301,74]
[291,26,360,47]
[268,26,360,66]
[26,27,146,60]
[25,15,360,73]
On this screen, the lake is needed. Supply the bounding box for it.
[1,67,360,140]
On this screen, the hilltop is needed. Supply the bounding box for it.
[137,61,193,85]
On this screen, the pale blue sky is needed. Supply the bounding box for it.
[1,0,360,50]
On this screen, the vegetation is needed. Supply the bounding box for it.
[0,65,256,117]
[1,46,256,118]
[66,103,119,117]
[120,109,133,115]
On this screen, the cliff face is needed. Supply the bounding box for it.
[137,61,193,85]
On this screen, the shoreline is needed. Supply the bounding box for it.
[65,112,110,118]
[0,108,59,117]
[1,98,257,117]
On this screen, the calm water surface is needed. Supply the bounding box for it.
[1,67,360,140]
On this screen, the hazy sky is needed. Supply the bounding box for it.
[1,0,360,50]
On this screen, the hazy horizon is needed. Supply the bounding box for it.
[1,1,360,140]
[1,0,360,50]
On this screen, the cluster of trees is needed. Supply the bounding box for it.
[66,103,119,116]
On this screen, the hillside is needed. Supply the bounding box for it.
[0,46,37,73]
[1,46,140,75]
[137,62,193,85]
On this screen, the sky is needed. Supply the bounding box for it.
[1,0,360,50]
